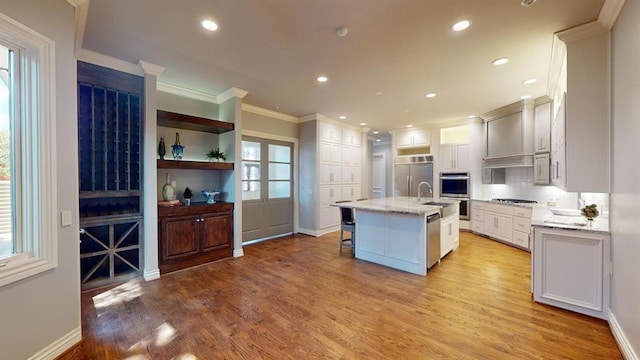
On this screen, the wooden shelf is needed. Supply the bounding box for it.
[157,159,234,170]
[157,110,234,134]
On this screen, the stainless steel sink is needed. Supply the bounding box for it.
[421,201,456,218]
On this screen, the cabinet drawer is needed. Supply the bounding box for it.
[471,210,484,222]
[485,203,513,215]
[513,207,533,218]
[471,221,484,234]
[471,201,485,210]
[513,217,531,233]
[512,230,530,249]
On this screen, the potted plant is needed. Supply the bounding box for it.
[183,187,192,205]
[205,147,226,162]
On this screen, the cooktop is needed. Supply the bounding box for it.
[491,198,538,204]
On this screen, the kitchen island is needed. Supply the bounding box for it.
[333,197,458,276]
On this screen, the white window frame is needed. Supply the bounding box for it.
[0,12,57,287]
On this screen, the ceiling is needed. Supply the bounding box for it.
[81,0,605,136]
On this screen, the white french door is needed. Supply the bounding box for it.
[241,136,293,243]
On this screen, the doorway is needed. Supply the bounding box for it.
[241,136,294,243]
[371,152,386,199]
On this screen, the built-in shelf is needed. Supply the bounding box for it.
[157,159,234,170]
[157,110,234,134]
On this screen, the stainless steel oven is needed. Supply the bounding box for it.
[440,172,470,198]
[440,172,470,220]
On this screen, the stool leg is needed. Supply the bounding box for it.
[340,228,344,254]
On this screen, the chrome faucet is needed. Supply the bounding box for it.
[417,181,432,202]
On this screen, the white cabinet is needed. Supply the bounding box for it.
[396,129,431,148]
[299,118,362,236]
[533,226,610,319]
[440,209,460,258]
[440,143,469,171]
[534,100,552,153]
[550,94,566,189]
[534,153,550,185]
[475,202,532,251]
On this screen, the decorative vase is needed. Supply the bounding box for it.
[162,173,175,201]
[158,137,166,160]
[171,132,184,160]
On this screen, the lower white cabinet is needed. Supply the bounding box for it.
[472,201,532,251]
[440,211,460,258]
[532,226,610,320]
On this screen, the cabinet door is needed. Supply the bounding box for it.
[484,213,498,237]
[440,144,455,171]
[534,154,550,185]
[412,130,431,147]
[161,215,199,261]
[534,102,552,153]
[396,132,414,148]
[454,144,469,170]
[497,215,513,242]
[201,212,232,251]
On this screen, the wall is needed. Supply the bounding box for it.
[242,110,298,139]
[610,0,640,356]
[372,142,393,197]
[0,1,81,359]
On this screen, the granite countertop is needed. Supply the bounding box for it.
[331,196,458,216]
[472,198,610,234]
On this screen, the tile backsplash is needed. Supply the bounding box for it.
[472,167,609,216]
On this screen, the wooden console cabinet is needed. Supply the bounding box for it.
[158,202,233,273]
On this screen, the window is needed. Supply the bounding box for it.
[0,12,57,287]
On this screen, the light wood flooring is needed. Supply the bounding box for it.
[60,231,622,359]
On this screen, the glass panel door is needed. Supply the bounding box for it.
[242,140,261,201]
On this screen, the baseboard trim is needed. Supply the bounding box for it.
[609,310,639,360]
[143,268,160,281]
[297,228,319,237]
[233,248,244,258]
[28,327,81,360]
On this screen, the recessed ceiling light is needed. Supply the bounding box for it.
[406,124,414,128]
[375,139,381,142]
[360,122,367,126]
[425,93,437,98]
[523,78,537,85]
[376,91,383,95]
[521,95,532,100]
[373,131,379,134]
[317,76,328,83]
[492,57,509,66]
[201,20,218,31]
[404,109,411,113]
[521,0,537,6]
[468,115,476,118]
[339,115,347,120]
[452,20,471,32]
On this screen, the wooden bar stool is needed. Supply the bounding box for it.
[335,201,355,254]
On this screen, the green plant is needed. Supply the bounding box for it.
[205,147,226,161]
[580,204,599,219]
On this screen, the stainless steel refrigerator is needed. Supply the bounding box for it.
[394,155,434,197]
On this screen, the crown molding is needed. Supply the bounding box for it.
[547,35,567,99]
[66,0,87,8]
[218,87,248,103]
[76,48,144,76]
[481,99,533,121]
[67,0,89,54]
[556,21,607,43]
[598,0,626,29]
[242,104,298,123]
[138,60,165,77]
[156,82,218,103]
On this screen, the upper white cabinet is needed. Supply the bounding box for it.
[320,122,342,143]
[549,28,610,192]
[441,143,469,171]
[534,154,550,185]
[534,100,552,153]
[482,100,534,168]
[342,127,361,147]
[396,129,431,149]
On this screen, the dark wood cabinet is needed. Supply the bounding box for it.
[158,202,233,273]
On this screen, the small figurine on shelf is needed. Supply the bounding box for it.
[183,187,192,206]
[172,132,184,160]
[158,137,166,160]
[205,147,226,162]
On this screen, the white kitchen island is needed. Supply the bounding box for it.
[333,197,457,276]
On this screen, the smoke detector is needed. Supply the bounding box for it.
[521,0,536,6]
[336,26,349,37]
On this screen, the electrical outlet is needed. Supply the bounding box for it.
[171,181,176,188]
[61,210,72,227]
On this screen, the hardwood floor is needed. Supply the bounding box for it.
[61,231,622,359]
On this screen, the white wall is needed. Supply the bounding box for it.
[0,1,80,359]
[610,0,640,356]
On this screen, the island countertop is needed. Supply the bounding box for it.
[331,196,458,216]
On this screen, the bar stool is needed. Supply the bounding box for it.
[335,201,355,254]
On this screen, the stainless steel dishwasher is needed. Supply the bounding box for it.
[426,212,441,269]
